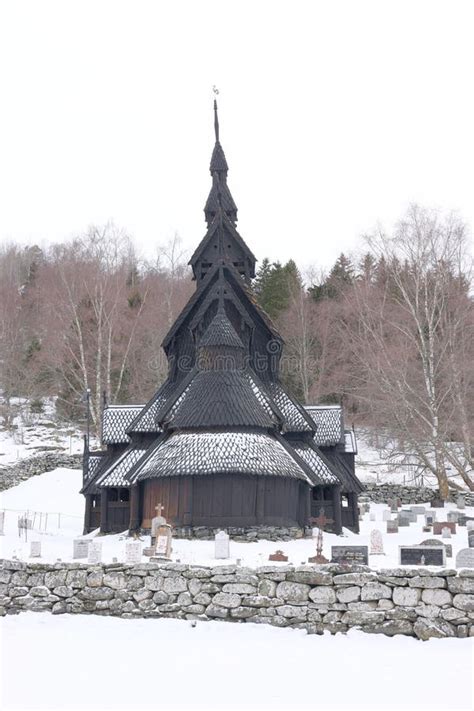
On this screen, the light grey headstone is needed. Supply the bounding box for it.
[125,540,142,564]
[87,541,102,564]
[468,531,474,548]
[0,510,4,535]
[441,527,451,539]
[382,509,391,521]
[73,539,90,559]
[30,541,41,558]
[447,511,459,523]
[455,548,474,568]
[456,495,465,510]
[369,529,384,555]
[214,530,230,559]
[466,521,474,532]
[369,513,376,522]
[411,506,426,515]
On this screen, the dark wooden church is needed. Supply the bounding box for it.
[82,102,363,537]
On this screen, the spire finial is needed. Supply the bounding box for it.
[213,85,220,142]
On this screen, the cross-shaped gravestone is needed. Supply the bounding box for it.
[308,509,333,563]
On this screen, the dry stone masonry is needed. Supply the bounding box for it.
[0,453,81,491]
[1,559,473,641]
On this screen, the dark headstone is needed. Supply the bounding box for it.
[431,499,445,508]
[397,515,410,527]
[269,550,288,562]
[331,545,369,566]
[387,520,399,534]
[422,526,431,533]
[468,531,474,548]
[399,545,445,566]
[458,516,474,528]
[433,522,456,535]
[447,512,459,523]
[445,544,453,558]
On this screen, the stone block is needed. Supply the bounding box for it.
[276,581,311,603]
[360,583,392,601]
[413,618,456,640]
[453,594,474,612]
[212,592,242,609]
[408,576,446,589]
[336,586,361,603]
[421,589,452,606]
[258,579,277,597]
[308,587,337,604]
[392,587,421,607]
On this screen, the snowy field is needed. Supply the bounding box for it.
[1,613,472,711]
[1,468,473,569]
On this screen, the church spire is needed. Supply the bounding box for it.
[205,98,237,225]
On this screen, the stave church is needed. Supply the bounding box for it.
[81,101,363,538]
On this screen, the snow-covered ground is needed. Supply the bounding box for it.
[1,468,473,569]
[1,613,472,711]
[0,398,95,465]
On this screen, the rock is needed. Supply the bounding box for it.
[347,601,377,611]
[205,604,229,619]
[377,599,394,610]
[183,567,212,579]
[308,610,322,622]
[276,605,308,620]
[366,620,414,636]
[308,587,336,604]
[52,601,67,615]
[53,586,74,598]
[200,583,220,594]
[11,572,28,586]
[230,606,257,619]
[392,588,421,606]
[452,594,474,612]
[341,611,385,625]
[163,576,188,594]
[177,592,193,607]
[276,581,310,603]
[29,586,49,597]
[103,572,126,590]
[138,599,155,611]
[336,586,360,603]
[333,573,377,586]
[414,618,456,640]
[145,576,164,591]
[133,589,152,603]
[385,608,418,621]
[221,583,257,594]
[322,611,342,623]
[26,573,44,586]
[185,604,206,615]
[258,579,277,597]
[87,572,103,587]
[421,589,452,606]
[212,593,241,609]
[241,595,283,608]
[408,576,446,589]
[9,587,28,598]
[44,570,67,588]
[0,570,12,584]
[152,591,169,604]
[193,592,212,605]
[440,607,466,621]
[360,583,392,601]
[414,604,441,619]
[447,577,474,594]
[65,570,88,588]
[188,579,202,596]
[79,586,115,601]
[287,570,333,586]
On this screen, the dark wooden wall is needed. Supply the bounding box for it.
[140,475,308,529]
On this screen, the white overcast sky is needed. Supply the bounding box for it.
[0,0,473,271]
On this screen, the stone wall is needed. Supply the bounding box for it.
[172,525,310,542]
[362,484,474,507]
[1,558,473,640]
[0,453,82,491]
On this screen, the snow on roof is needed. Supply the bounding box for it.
[305,405,343,446]
[131,430,310,482]
[96,443,148,488]
[291,441,339,485]
[101,405,144,444]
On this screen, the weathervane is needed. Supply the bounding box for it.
[212,86,220,141]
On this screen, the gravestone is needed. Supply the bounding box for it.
[401,510,417,523]
[411,506,426,515]
[0,510,4,535]
[88,541,102,564]
[387,520,398,534]
[30,541,41,558]
[397,515,410,527]
[331,545,368,565]
[468,531,474,548]
[424,512,436,525]
[422,525,431,533]
[389,499,399,513]
[431,498,445,508]
[447,511,459,523]
[73,539,90,559]
[457,515,474,527]
[466,521,474,532]
[151,504,167,546]
[125,540,142,564]
[369,513,376,522]
[214,530,230,559]
[143,546,155,557]
[370,529,384,555]
[382,510,392,521]
[269,550,288,562]
[456,495,465,510]
[441,527,451,539]
[399,545,445,566]
[154,524,172,560]
[445,544,453,558]
[455,548,474,568]
[433,522,456,535]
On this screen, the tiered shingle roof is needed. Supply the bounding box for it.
[102,405,143,444]
[305,405,343,446]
